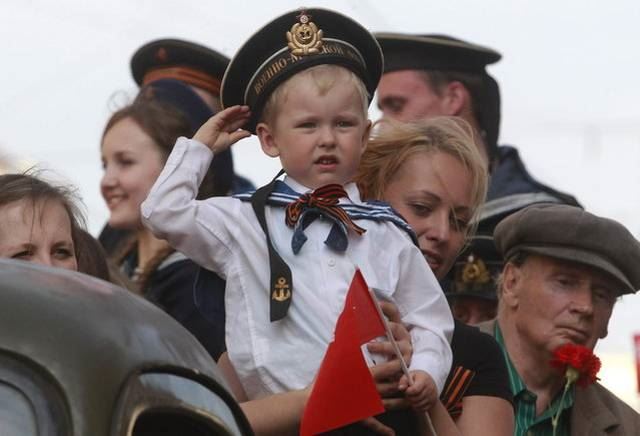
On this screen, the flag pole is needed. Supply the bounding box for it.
[368,287,438,436]
[368,287,413,382]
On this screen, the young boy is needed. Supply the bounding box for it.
[142,8,453,413]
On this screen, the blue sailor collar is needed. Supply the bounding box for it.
[235,179,418,246]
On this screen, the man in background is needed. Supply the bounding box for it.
[374,33,580,228]
[375,34,582,325]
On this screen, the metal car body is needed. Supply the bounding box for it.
[0,259,253,436]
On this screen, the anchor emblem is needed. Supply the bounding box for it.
[272,277,291,301]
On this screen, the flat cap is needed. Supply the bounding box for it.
[131,38,229,96]
[221,8,383,133]
[494,204,640,295]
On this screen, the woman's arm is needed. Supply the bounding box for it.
[419,396,513,436]
[218,352,308,436]
[455,396,514,436]
[420,401,462,436]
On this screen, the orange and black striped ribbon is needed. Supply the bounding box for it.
[143,67,221,96]
[285,184,366,236]
[440,366,476,419]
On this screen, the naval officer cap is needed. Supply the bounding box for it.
[131,38,230,97]
[446,234,501,301]
[494,204,640,296]
[374,33,501,74]
[221,8,383,133]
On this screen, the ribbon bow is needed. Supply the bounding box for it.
[285,184,366,253]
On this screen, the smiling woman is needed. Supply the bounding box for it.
[0,173,84,272]
[99,79,229,362]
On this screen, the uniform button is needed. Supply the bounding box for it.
[328,258,336,267]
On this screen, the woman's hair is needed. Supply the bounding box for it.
[260,64,370,125]
[102,85,225,200]
[73,228,112,281]
[355,117,488,235]
[0,172,86,237]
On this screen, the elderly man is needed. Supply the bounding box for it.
[479,204,640,435]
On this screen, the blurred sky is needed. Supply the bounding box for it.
[1,0,639,407]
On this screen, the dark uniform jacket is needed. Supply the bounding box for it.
[478,319,640,435]
[480,145,581,233]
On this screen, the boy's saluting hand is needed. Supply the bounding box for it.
[193,105,252,154]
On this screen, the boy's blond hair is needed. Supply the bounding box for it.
[260,64,369,125]
[355,117,488,236]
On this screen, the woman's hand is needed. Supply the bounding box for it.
[367,300,414,410]
[193,105,252,154]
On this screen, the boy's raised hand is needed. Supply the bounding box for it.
[193,105,252,154]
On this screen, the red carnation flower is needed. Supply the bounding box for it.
[550,343,601,387]
[549,343,601,435]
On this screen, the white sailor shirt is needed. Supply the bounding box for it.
[142,137,454,399]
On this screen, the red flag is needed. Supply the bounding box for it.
[300,269,386,435]
[338,268,387,344]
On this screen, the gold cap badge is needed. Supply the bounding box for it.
[461,255,491,285]
[287,12,323,56]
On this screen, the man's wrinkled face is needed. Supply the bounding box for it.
[502,254,618,353]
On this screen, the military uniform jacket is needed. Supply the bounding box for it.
[478,319,640,435]
[142,137,453,399]
[480,145,581,232]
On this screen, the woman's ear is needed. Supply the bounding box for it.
[256,122,280,158]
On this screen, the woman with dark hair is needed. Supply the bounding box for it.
[0,173,83,272]
[100,79,226,360]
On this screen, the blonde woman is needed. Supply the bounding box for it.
[356,117,513,436]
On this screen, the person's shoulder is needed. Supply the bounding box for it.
[448,320,512,402]
[573,382,640,433]
[452,321,503,362]
[583,383,639,417]
[348,199,418,244]
[475,318,497,337]
[483,145,582,223]
[147,256,225,300]
[152,254,198,282]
